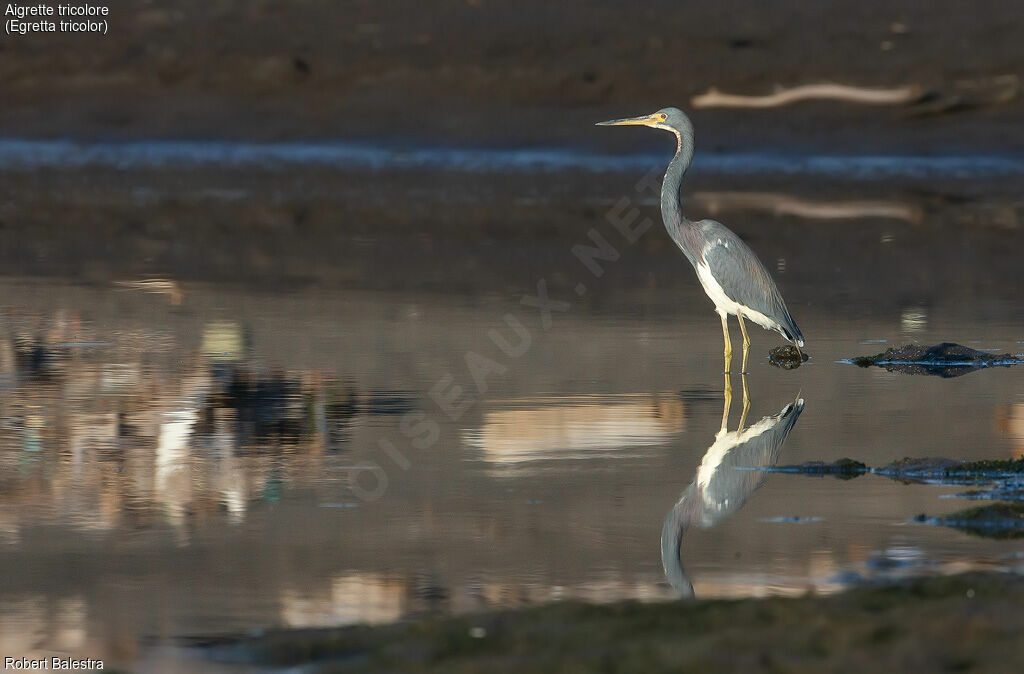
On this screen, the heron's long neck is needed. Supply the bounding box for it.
[661,127,697,262]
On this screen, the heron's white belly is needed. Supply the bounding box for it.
[695,261,778,331]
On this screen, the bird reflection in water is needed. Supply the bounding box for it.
[661,376,804,597]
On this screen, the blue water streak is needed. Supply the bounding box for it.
[2,137,1024,179]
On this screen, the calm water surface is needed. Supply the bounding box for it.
[0,160,1022,671]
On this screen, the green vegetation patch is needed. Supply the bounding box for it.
[881,457,1024,479]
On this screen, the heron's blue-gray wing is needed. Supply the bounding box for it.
[697,220,802,343]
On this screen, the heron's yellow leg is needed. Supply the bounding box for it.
[739,374,750,430]
[737,312,751,374]
[720,313,733,374]
[721,373,732,433]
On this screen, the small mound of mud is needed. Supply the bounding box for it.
[850,342,1021,377]
[917,503,1024,539]
[766,458,867,479]
[768,345,808,369]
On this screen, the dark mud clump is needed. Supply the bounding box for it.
[768,345,808,370]
[849,342,1021,377]
[766,458,867,479]
[919,503,1024,539]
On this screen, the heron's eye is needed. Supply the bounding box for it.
[658,114,667,121]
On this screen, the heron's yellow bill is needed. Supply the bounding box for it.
[595,113,662,127]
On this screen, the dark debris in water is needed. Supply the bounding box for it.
[764,458,867,479]
[768,345,808,369]
[849,342,1022,377]
[917,503,1024,539]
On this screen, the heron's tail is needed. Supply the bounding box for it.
[779,319,804,349]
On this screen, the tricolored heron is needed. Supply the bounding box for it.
[597,107,803,373]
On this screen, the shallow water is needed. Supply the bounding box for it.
[0,159,1022,671]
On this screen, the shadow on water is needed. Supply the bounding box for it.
[661,377,804,598]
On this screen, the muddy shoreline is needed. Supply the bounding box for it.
[2,168,1023,324]
[3,1,1024,152]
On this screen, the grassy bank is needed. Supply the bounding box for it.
[201,572,1024,673]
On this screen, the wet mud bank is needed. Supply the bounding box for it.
[770,456,1024,484]
[849,343,1023,377]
